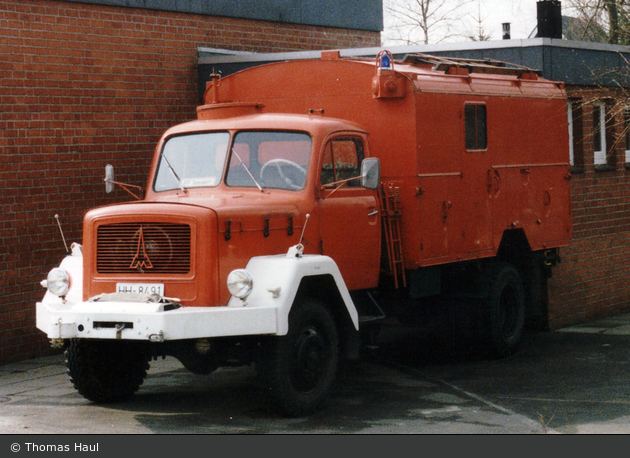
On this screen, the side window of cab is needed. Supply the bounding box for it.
[320,137,365,187]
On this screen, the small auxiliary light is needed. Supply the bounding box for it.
[227,269,253,300]
[45,268,71,297]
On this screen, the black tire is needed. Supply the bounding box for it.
[482,262,525,358]
[65,339,150,403]
[257,298,339,417]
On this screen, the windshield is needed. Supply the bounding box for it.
[226,131,312,191]
[154,132,230,192]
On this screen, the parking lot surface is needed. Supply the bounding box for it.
[1,310,630,434]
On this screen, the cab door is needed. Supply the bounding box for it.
[317,135,381,291]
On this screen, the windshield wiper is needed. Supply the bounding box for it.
[160,152,185,191]
[232,149,264,192]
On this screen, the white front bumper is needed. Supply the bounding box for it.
[36,299,279,341]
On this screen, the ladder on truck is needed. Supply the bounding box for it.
[379,183,406,289]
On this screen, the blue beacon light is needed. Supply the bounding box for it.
[380,53,392,70]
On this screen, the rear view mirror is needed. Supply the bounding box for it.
[105,164,115,194]
[361,158,380,190]
[103,164,143,199]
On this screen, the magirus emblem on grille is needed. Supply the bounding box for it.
[130,226,154,269]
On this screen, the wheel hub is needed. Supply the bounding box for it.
[291,328,327,392]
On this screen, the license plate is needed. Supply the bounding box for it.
[116,283,164,296]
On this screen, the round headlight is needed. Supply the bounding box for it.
[227,269,253,299]
[47,268,70,297]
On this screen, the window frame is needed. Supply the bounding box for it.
[225,130,312,191]
[566,97,585,171]
[567,99,575,166]
[153,131,231,192]
[320,135,365,188]
[464,103,488,151]
[593,101,607,166]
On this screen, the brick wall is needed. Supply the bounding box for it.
[547,86,630,328]
[4,1,629,364]
[0,0,381,365]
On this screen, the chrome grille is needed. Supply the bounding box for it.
[96,223,191,274]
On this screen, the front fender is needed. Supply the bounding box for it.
[229,247,358,335]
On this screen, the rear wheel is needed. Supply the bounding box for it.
[257,298,339,417]
[66,339,150,403]
[482,262,525,358]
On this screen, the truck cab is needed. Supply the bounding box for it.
[82,114,381,306]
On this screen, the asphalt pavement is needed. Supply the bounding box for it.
[1,309,630,434]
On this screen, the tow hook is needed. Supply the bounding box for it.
[115,323,126,340]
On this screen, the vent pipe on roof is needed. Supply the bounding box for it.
[537,0,562,39]
[502,23,511,40]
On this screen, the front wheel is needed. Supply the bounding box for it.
[257,298,339,417]
[65,339,150,403]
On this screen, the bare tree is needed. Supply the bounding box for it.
[464,0,493,41]
[383,0,476,45]
[564,0,630,44]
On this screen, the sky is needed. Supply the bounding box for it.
[479,0,541,40]
[383,0,545,44]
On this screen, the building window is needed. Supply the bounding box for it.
[568,100,574,166]
[567,98,583,169]
[593,102,607,165]
[465,104,487,150]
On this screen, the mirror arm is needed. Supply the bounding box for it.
[104,178,143,200]
[320,175,361,197]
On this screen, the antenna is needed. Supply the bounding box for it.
[54,214,69,253]
[297,214,310,248]
[288,214,311,258]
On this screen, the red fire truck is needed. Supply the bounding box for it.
[37,51,571,416]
